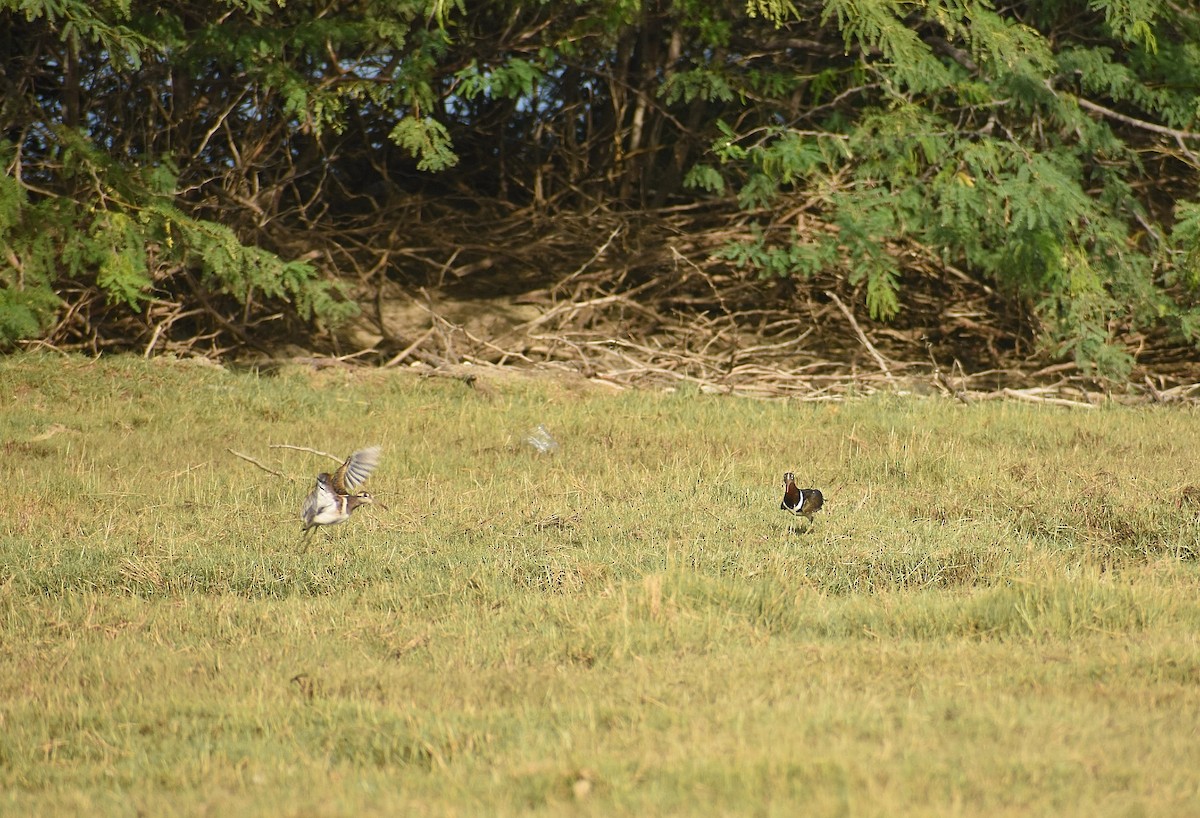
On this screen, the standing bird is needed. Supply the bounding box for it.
[300,446,381,536]
[780,472,824,523]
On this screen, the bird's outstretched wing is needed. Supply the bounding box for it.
[301,473,337,529]
[330,446,381,495]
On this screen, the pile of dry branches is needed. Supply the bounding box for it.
[28,184,1200,404]
[284,195,1200,405]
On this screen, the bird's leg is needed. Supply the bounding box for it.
[299,524,329,551]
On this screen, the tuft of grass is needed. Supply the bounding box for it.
[2,352,1200,816]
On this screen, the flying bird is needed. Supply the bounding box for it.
[780,472,824,523]
[300,446,381,536]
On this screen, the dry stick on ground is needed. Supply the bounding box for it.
[269,444,344,463]
[998,388,1096,410]
[824,291,897,384]
[383,326,437,368]
[926,341,973,405]
[519,281,661,333]
[551,223,624,296]
[414,288,460,364]
[313,198,1200,402]
[670,244,740,365]
[431,309,536,367]
[228,449,287,477]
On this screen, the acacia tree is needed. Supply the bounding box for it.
[0,0,448,352]
[2,0,1199,375]
[700,0,1200,376]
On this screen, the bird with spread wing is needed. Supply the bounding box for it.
[300,446,381,536]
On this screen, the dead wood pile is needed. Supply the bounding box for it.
[303,196,1200,405]
[32,191,1200,405]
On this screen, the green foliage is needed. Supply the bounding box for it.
[720,226,838,279]
[91,212,152,308]
[0,172,60,343]
[2,0,1199,374]
[165,209,356,325]
[0,0,396,348]
[1095,0,1161,50]
[390,117,459,172]
[0,134,354,348]
[683,163,726,194]
[834,189,903,320]
[0,0,153,69]
[661,68,736,106]
[744,0,799,27]
[1170,202,1200,292]
[701,0,1200,377]
[456,57,544,101]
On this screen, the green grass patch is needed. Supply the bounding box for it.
[2,353,1199,816]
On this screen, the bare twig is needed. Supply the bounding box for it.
[383,327,438,367]
[824,291,896,383]
[268,444,344,463]
[228,449,286,476]
[999,388,1096,409]
[552,224,624,294]
[1074,95,1200,142]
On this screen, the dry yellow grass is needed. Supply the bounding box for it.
[2,353,1199,816]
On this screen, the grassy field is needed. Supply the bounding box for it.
[2,353,1199,817]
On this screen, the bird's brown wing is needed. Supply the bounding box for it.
[800,489,824,516]
[330,446,381,495]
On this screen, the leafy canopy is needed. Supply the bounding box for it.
[2,0,1200,374]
